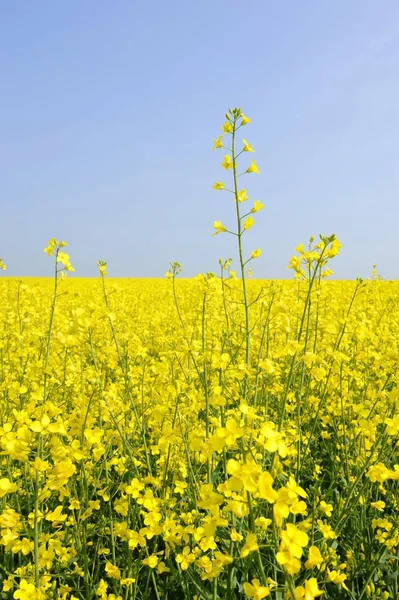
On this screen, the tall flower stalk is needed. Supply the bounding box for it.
[212,108,264,377]
[33,239,74,588]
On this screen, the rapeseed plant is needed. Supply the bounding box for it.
[0,109,398,600]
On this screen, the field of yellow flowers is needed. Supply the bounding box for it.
[1,109,399,600]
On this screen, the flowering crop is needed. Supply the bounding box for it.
[0,111,398,600]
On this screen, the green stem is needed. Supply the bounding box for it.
[43,249,59,403]
[232,122,250,369]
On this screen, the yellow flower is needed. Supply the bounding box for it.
[243,216,255,231]
[280,523,309,558]
[30,413,51,433]
[276,549,301,575]
[0,258,6,270]
[258,471,278,503]
[293,578,323,599]
[385,416,399,435]
[45,505,67,525]
[105,562,121,580]
[157,561,170,574]
[317,520,337,540]
[213,135,224,149]
[0,478,18,498]
[251,200,264,213]
[213,181,225,190]
[68,498,81,510]
[13,579,37,600]
[57,251,75,272]
[237,189,249,203]
[288,255,303,274]
[2,576,13,592]
[251,248,262,259]
[259,359,275,375]
[128,530,146,549]
[327,569,349,590]
[230,528,243,542]
[96,579,108,596]
[212,221,227,235]
[242,139,254,152]
[319,501,333,517]
[176,546,195,570]
[222,121,233,134]
[246,159,259,173]
[367,463,392,483]
[305,546,323,569]
[121,577,136,586]
[255,517,272,531]
[325,238,342,258]
[197,483,224,510]
[222,154,234,170]
[143,554,159,569]
[174,480,188,495]
[240,533,259,558]
[44,238,58,256]
[125,478,144,497]
[113,496,129,516]
[241,114,251,125]
[371,500,385,511]
[273,499,290,527]
[243,578,270,598]
[0,508,20,529]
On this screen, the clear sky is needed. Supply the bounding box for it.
[1,1,399,279]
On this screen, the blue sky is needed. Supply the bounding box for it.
[1,1,398,278]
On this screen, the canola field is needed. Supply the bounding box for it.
[0,273,398,600]
[1,109,399,600]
